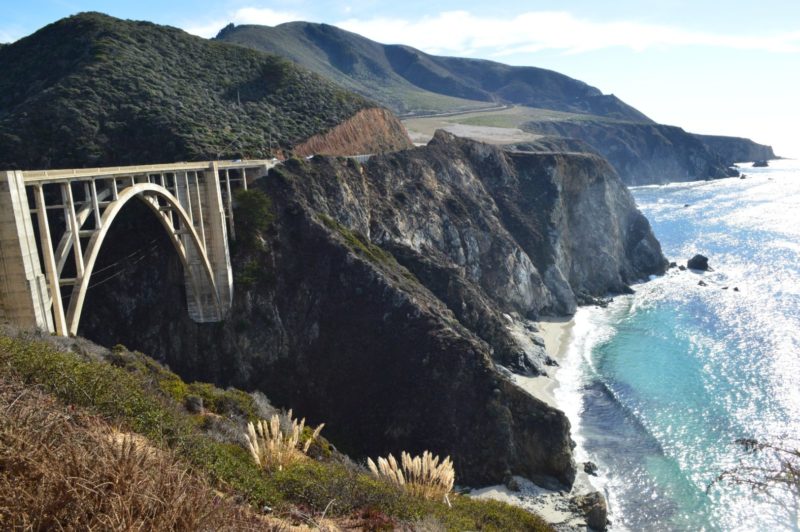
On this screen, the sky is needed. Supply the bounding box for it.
[2,1,799,157]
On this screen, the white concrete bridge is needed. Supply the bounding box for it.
[0,159,278,336]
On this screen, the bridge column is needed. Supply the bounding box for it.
[0,171,54,332]
[202,162,233,312]
[174,171,218,321]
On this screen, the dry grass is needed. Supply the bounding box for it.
[246,410,325,472]
[367,451,455,505]
[0,376,278,531]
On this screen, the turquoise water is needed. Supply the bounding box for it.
[556,160,800,531]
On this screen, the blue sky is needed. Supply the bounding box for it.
[3,1,799,157]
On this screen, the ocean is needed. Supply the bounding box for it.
[556,160,800,531]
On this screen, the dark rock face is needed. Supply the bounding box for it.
[78,132,666,487]
[688,254,710,271]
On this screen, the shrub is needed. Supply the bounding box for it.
[0,333,554,530]
[234,189,274,248]
[368,451,455,505]
[0,376,258,530]
[245,410,324,471]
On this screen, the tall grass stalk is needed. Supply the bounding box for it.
[367,451,455,506]
[245,409,324,471]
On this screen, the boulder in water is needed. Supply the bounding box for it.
[688,254,710,271]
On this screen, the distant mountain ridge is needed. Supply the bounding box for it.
[218,21,777,184]
[216,22,651,122]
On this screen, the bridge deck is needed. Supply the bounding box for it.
[22,159,278,184]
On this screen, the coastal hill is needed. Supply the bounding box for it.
[0,12,411,170]
[217,21,776,184]
[216,21,651,122]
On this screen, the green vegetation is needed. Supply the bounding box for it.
[233,188,274,247]
[217,22,490,117]
[0,332,552,530]
[0,12,373,169]
[319,214,395,266]
[319,212,422,285]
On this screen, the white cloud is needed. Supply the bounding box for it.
[183,7,299,38]
[335,10,800,56]
[0,28,24,43]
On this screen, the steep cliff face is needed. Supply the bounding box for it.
[77,132,666,488]
[694,134,777,164]
[293,107,413,156]
[522,119,731,185]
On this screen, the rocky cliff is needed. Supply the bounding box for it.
[76,132,666,488]
[522,119,733,185]
[694,134,777,164]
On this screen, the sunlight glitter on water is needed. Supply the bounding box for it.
[558,161,800,531]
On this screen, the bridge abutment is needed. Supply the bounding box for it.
[0,171,54,331]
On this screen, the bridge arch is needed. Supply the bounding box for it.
[65,183,220,336]
[1,159,277,336]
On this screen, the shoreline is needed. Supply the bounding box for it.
[509,317,575,409]
[473,315,602,530]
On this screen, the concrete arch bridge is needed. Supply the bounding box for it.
[0,160,277,336]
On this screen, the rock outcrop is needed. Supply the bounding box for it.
[694,134,776,164]
[293,107,413,157]
[77,131,666,488]
[521,119,732,185]
[687,254,710,271]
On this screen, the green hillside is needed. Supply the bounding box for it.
[0,331,553,530]
[216,21,652,122]
[0,13,374,169]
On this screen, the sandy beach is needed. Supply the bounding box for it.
[510,317,574,409]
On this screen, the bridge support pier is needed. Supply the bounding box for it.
[202,162,233,312]
[0,171,54,331]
